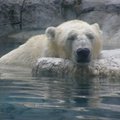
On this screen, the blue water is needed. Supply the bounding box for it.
[0,43,120,120]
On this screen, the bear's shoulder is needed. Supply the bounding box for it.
[25,34,47,47]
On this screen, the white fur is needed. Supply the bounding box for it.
[0,20,102,67]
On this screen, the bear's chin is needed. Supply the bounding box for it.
[71,56,91,66]
[75,57,91,66]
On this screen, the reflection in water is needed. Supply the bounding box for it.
[0,64,120,120]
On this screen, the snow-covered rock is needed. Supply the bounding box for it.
[32,49,120,78]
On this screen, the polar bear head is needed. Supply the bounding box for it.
[46,20,102,65]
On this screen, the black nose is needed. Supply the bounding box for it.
[76,48,90,63]
[76,48,90,57]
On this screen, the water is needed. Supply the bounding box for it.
[0,43,120,120]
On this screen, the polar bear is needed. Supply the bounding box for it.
[0,20,102,67]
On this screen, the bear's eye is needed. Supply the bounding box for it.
[67,34,77,41]
[86,33,94,41]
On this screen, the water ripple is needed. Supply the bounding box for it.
[0,65,120,120]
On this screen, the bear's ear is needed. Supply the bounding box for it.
[91,23,102,33]
[45,27,56,40]
[91,23,100,29]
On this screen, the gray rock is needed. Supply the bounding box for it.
[0,0,120,48]
[0,0,64,37]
